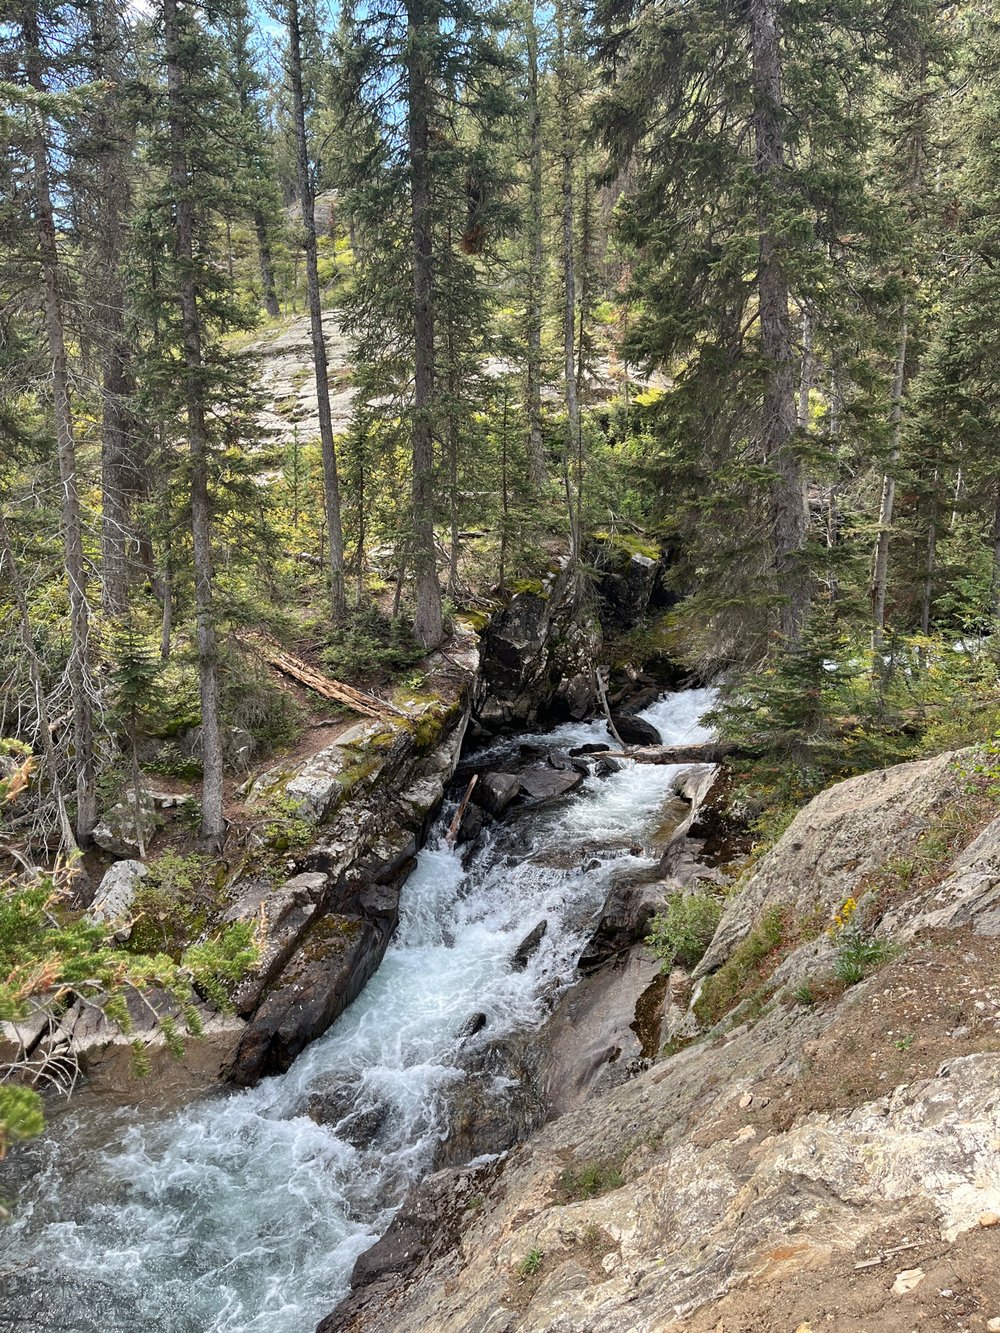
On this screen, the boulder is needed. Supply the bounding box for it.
[473,772,521,817]
[609,713,662,746]
[455,803,484,846]
[594,756,623,778]
[511,919,547,970]
[475,563,602,730]
[517,766,584,804]
[88,859,148,924]
[92,797,161,858]
[228,913,385,1085]
[570,742,611,756]
[695,748,966,979]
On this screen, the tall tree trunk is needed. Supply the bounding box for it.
[25,8,97,844]
[254,208,281,319]
[557,0,581,567]
[287,0,346,622]
[0,509,78,856]
[164,0,224,846]
[797,309,812,430]
[871,315,908,645]
[921,468,938,634]
[990,486,1000,618]
[524,5,546,485]
[751,0,808,640]
[406,0,443,649]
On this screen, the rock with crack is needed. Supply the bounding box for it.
[88,859,149,925]
[473,772,521,817]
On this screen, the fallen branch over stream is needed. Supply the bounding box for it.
[618,741,741,765]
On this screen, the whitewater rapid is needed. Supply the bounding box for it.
[0,688,716,1333]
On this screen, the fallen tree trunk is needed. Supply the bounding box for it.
[618,741,741,765]
[242,633,409,721]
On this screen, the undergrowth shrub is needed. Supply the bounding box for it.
[694,905,788,1027]
[646,891,722,971]
[321,605,423,679]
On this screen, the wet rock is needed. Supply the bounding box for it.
[318,1160,504,1331]
[473,772,521,817]
[227,870,329,1016]
[88,859,148,924]
[457,1012,488,1040]
[595,550,660,635]
[474,564,602,730]
[615,683,662,716]
[517,766,584,804]
[594,756,623,778]
[512,920,547,970]
[456,803,485,846]
[228,913,385,1085]
[570,742,611,756]
[578,882,653,974]
[609,713,662,746]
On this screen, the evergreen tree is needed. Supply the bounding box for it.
[594,0,894,664]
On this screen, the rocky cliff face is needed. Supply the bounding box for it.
[318,749,1000,1333]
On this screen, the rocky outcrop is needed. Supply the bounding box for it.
[223,631,480,1086]
[88,859,148,924]
[317,747,1000,1333]
[694,747,966,979]
[474,563,603,731]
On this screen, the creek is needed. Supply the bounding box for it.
[0,688,715,1333]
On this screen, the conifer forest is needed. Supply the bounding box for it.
[4,2,1000,1329]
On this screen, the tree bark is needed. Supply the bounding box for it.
[0,509,78,856]
[920,468,938,634]
[557,0,581,567]
[751,0,808,640]
[254,208,281,319]
[287,0,346,622]
[524,6,546,485]
[25,6,97,843]
[871,315,908,644]
[406,0,444,649]
[164,0,225,846]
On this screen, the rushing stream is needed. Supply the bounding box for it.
[0,688,716,1333]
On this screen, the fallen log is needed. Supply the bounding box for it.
[617,741,741,765]
[446,774,478,847]
[241,633,409,721]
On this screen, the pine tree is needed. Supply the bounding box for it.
[278,0,347,622]
[594,0,894,664]
[5,1,99,842]
[334,0,516,648]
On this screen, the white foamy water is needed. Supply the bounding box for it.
[0,690,716,1333]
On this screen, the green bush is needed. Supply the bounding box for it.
[646,891,722,971]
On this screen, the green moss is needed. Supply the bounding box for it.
[510,577,546,596]
[457,610,490,633]
[335,754,382,799]
[592,529,660,561]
